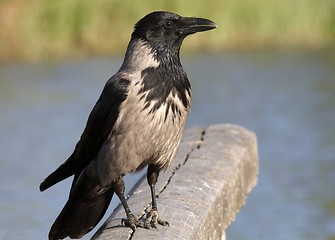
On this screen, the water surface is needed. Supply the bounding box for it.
[0,51,334,239]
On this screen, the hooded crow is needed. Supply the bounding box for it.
[40,11,217,239]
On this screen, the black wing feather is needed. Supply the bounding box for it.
[40,74,130,191]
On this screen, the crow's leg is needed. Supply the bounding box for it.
[144,164,169,229]
[114,176,144,230]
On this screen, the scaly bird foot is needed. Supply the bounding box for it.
[144,208,169,229]
[121,214,144,230]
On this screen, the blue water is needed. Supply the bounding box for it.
[0,51,334,239]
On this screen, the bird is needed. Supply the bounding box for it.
[40,11,217,240]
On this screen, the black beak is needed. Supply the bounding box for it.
[178,17,218,35]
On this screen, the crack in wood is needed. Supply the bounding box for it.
[92,125,259,240]
[128,129,206,239]
[159,129,205,198]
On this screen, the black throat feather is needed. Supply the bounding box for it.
[139,52,191,120]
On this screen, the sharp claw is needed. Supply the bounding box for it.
[157,218,169,227]
[121,215,144,230]
[144,209,169,229]
[122,210,169,230]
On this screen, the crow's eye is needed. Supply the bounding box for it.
[164,20,174,29]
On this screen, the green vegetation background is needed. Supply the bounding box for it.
[1,0,335,62]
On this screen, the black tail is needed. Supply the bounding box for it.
[40,153,77,192]
[48,172,114,240]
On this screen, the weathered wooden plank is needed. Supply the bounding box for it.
[92,127,205,240]
[92,124,258,240]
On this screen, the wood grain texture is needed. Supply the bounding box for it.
[92,124,258,240]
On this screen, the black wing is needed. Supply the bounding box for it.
[40,74,130,191]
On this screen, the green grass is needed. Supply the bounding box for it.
[1,0,335,62]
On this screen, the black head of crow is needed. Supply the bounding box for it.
[40,11,217,240]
